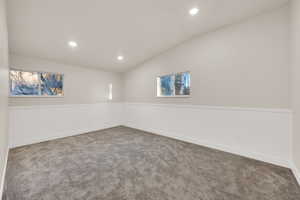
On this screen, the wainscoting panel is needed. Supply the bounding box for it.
[9,103,123,148]
[0,148,8,199]
[9,102,293,168]
[123,103,292,168]
[291,162,300,185]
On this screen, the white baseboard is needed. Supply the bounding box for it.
[8,102,297,185]
[290,162,300,186]
[0,148,9,199]
[125,125,290,168]
[9,103,124,148]
[124,103,292,168]
[11,125,120,148]
[126,124,300,186]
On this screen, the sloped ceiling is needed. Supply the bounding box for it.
[8,0,288,72]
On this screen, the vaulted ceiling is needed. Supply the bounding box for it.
[8,0,288,72]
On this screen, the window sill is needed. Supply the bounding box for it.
[156,95,191,98]
[9,96,64,98]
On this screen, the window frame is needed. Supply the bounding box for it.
[9,68,65,98]
[156,71,191,98]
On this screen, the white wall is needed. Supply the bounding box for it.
[9,54,123,106]
[123,6,290,109]
[124,103,292,167]
[9,102,292,168]
[9,103,123,148]
[7,55,125,151]
[290,0,300,182]
[0,0,9,197]
[120,5,295,173]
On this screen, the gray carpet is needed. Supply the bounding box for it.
[3,126,300,200]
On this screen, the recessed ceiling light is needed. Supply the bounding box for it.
[117,55,124,61]
[68,41,78,48]
[189,7,199,16]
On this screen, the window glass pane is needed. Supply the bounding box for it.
[40,72,64,96]
[10,70,40,96]
[108,83,113,100]
[175,72,190,95]
[157,74,175,96]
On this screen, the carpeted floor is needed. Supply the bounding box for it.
[3,126,300,200]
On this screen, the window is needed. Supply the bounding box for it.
[108,83,113,100]
[10,69,64,97]
[157,71,190,97]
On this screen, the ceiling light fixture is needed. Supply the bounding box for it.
[68,41,78,48]
[117,55,124,61]
[189,7,199,16]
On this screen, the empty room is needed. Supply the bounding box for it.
[1,0,300,199]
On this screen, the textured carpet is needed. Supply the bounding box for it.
[3,126,300,200]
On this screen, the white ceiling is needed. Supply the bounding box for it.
[7,0,288,72]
